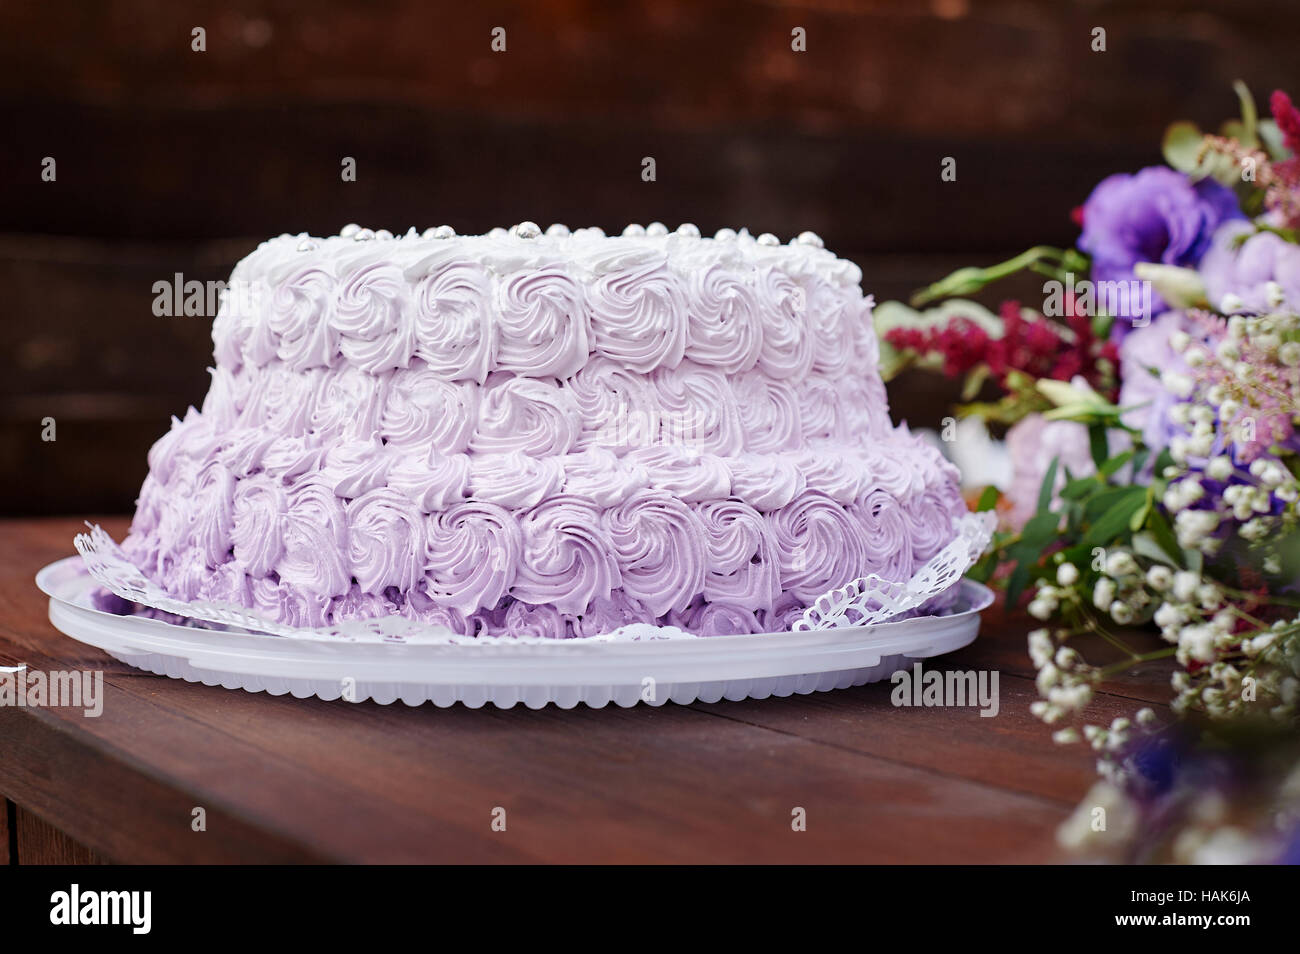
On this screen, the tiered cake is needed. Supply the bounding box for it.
[120,222,966,637]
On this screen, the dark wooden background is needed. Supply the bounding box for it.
[3,0,1297,516]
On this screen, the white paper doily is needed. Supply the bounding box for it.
[72,511,994,645]
[38,556,994,709]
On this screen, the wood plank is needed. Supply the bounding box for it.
[1,800,10,865]
[691,670,1158,805]
[0,0,1293,138]
[13,806,109,865]
[0,515,1083,862]
[0,99,1155,246]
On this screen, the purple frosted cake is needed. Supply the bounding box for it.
[119,222,966,637]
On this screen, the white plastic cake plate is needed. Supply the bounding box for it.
[37,556,993,709]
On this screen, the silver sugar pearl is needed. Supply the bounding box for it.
[513,221,542,239]
[488,227,508,240]
[714,227,737,241]
[676,223,701,238]
[296,239,318,252]
[340,223,361,238]
[646,221,669,237]
[622,224,646,237]
[795,230,825,248]
[757,232,780,247]
[586,226,606,238]
[375,228,393,240]
[546,223,571,237]
[430,225,455,239]
[354,228,375,241]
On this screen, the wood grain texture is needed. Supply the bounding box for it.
[0,516,1174,863]
[14,806,110,865]
[1,800,10,865]
[5,0,1294,513]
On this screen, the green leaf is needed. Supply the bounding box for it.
[961,365,990,402]
[966,551,997,583]
[1005,563,1031,609]
[1088,424,1109,470]
[1163,120,1205,173]
[1037,456,1060,515]
[1060,474,1097,501]
[1082,487,1147,549]
[1129,488,1153,532]
[1231,79,1259,148]
[975,485,1000,513]
[1083,485,1143,524]
[1146,507,1184,565]
[1098,450,1135,479]
[1131,446,1150,478]
[1259,119,1288,161]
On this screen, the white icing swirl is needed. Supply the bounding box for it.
[268,266,338,369]
[424,501,521,615]
[388,451,471,510]
[331,261,414,373]
[495,266,590,378]
[734,370,803,453]
[560,448,649,506]
[469,452,564,509]
[727,452,807,511]
[412,261,496,383]
[380,365,478,453]
[566,356,660,453]
[512,495,619,615]
[346,487,427,593]
[588,257,687,373]
[470,373,581,456]
[230,476,286,578]
[696,499,781,613]
[755,266,814,379]
[603,489,707,617]
[630,445,732,502]
[309,366,388,441]
[684,265,762,374]
[278,476,350,598]
[651,360,743,454]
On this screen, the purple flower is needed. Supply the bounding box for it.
[1199,219,1300,313]
[1117,311,1192,453]
[1079,167,1243,328]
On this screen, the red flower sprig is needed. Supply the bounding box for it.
[885,298,1119,399]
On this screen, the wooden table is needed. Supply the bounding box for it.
[0,517,1173,863]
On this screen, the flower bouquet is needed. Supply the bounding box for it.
[878,83,1300,863]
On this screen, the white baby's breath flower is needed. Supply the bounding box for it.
[1056,562,1079,587]
[1028,628,1054,668]
[1105,551,1138,578]
[1109,600,1136,625]
[1240,517,1272,541]
[1145,565,1173,591]
[1093,577,1116,611]
[1220,293,1246,315]
[1153,600,1184,632]
[1206,455,1234,481]
[1172,571,1200,603]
